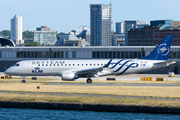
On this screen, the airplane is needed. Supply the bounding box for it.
[4,35,175,83]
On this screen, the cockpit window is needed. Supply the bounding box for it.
[13,64,19,66]
[12,64,19,66]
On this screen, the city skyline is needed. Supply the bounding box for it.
[1,0,180,33]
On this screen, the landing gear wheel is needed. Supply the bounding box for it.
[22,79,26,83]
[86,78,92,84]
[22,76,26,83]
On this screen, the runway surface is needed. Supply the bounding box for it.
[46,82,180,86]
[1,72,180,81]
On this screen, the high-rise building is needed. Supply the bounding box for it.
[116,20,147,45]
[116,22,125,34]
[11,15,23,45]
[90,4,112,46]
[33,26,57,45]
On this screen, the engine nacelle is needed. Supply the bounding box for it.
[61,72,78,81]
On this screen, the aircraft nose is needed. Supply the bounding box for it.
[4,68,11,75]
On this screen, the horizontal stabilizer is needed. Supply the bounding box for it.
[153,60,176,67]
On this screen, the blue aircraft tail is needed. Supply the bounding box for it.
[141,35,173,60]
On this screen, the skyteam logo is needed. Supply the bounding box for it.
[108,60,138,75]
[157,43,169,56]
[32,67,43,73]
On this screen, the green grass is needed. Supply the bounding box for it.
[0,93,179,107]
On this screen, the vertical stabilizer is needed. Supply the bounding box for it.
[141,35,173,60]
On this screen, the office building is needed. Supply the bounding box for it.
[116,20,147,46]
[112,34,125,46]
[116,22,125,34]
[56,32,79,46]
[90,4,112,46]
[71,26,90,43]
[64,39,90,46]
[56,26,90,46]
[11,15,23,45]
[128,20,180,46]
[33,26,57,45]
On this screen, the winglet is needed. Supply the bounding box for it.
[103,59,113,68]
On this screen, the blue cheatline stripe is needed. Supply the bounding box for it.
[103,59,113,68]
[113,60,132,72]
[118,63,139,75]
[109,59,125,69]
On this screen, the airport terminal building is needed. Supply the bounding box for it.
[0,46,179,74]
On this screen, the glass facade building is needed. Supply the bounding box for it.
[90,4,112,46]
[33,26,57,45]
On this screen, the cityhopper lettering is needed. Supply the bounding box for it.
[32,61,65,65]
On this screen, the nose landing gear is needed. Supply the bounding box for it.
[86,78,92,83]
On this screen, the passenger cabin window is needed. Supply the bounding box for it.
[86,64,88,66]
[61,64,63,66]
[42,64,44,66]
[77,64,79,66]
[69,64,71,66]
[73,64,75,66]
[38,64,40,66]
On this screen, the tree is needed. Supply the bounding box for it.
[0,30,10,37]
[25,41,41,46]
[57,32,66,37]
[23,30,33,39]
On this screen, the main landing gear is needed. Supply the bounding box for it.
[86,78,92,84]
[22,76,26,83]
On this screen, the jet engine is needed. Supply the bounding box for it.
[61,72,78,81]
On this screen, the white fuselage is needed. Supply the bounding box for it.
[5,59,165,77]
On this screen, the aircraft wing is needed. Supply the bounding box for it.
[76,59,112,76]
[153,60,176,67]
[77,67,103,76]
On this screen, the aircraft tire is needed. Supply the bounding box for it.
[22,80,26,83]
[86,78,92,84]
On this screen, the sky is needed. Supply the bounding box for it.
[0,0,180,33]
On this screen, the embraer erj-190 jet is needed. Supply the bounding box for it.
[5,35,175,83]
